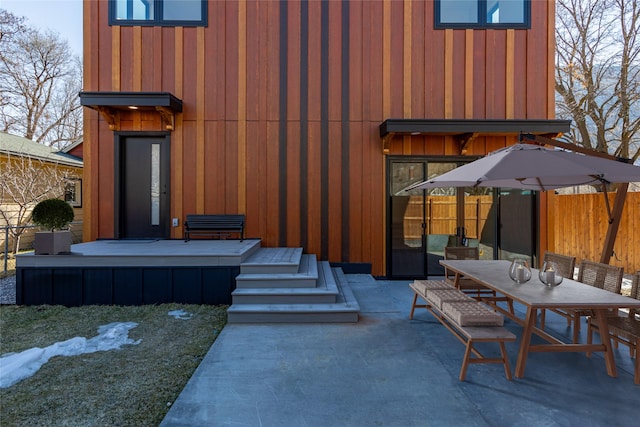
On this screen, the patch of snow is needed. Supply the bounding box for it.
[168,310,192,320]
[0,322,140,388]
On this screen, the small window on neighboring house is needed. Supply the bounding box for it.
[435,0,530,29]
[65,179,82,208]
[110,0,207,27]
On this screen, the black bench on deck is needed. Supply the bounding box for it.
[184,214,245,242]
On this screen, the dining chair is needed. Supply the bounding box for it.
[539,252,576,330]
[587,271,640,384]
[443,247,508,309]
[570,260,624,343]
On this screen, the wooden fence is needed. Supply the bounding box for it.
[547,191,640,275]
[401,196,493,239]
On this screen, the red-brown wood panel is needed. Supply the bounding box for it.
[328,121,343,260]
[287,0,301,122]
[245,120,268,239]
[348,122,364,262]
[485,31,497,118]
[181,28,198,121]
[265,121,281,245]
[360,2,372,119]
[513,30,528,118]
[473,31,487,118]
[348,0,363,121]
[258,1,271,122]
[307,1,322,122]
[328,0,342,122]
[411,0,426,119]
[452,30,467,118]
[140,27,157,91]
[306,121,322,256]
[97,123,114,238]
[286,123,302,247]
[119,27,135,91]
[225,2,239,121]
[526,0,549,118]
[161,28,176,93]
[245,1,263,121]
[266,1,281,122]
[224,122,239,211]
[389,0,404,118]
[425,26,445,118]
[203,121,225,212]
[492,31,507,118]
[203,1,225,120]
[96,1,112,91]
[367,1,383,121]
[181,121,197,215]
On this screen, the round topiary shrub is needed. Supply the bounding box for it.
[31,198,74,231]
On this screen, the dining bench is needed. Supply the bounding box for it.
[184,214,245,242]
[409,280,516,381]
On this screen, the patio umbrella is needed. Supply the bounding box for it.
[404,143,640,264]
[404,143,640,192]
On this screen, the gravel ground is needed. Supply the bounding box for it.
[0,275,16,305]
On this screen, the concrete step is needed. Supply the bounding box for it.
[232,259,339,304]
[235,254,317,288]
[240,247,303,274]
[227,265,360,323]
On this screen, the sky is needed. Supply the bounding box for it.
[1,0,83,56]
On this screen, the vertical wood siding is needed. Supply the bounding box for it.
[83,0,555,276]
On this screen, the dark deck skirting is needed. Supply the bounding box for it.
[15,240,260,307]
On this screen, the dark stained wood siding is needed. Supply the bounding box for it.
[83,0,556,276]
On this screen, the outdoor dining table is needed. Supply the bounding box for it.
[439,259,640,379]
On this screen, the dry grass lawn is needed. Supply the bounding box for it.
[0,303,226,426]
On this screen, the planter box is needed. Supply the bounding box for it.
[34,231,72,255]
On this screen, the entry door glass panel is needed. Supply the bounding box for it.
[389,162,426,278]
[150,143,160,225]
[121,137,169,239]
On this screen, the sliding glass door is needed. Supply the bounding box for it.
[387,158,536,279]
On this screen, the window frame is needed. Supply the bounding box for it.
[435,0,531,29]
[65,178,82,208]
[108,0,208,27]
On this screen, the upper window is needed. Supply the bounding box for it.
[435,0,530,29]
[109,0,207,27]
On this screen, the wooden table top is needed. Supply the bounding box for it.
[440,259,640,309]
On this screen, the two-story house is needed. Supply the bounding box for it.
[79,0,569,278]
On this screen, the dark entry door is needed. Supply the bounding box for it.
[119,136,170,239]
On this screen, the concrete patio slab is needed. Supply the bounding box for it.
[161,274,639,427]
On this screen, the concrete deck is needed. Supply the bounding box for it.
[16,239,262,267]
[161,274,639,427]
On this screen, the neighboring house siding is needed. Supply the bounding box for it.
[0,134,84,253]
[83,0,556,275]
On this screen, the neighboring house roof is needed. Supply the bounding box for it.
[62,138,84,160]
[0,132,83,168]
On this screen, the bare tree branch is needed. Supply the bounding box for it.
[0,8,83,149]
[556,0,640,161]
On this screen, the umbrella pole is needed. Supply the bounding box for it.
[599,183,629,265]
